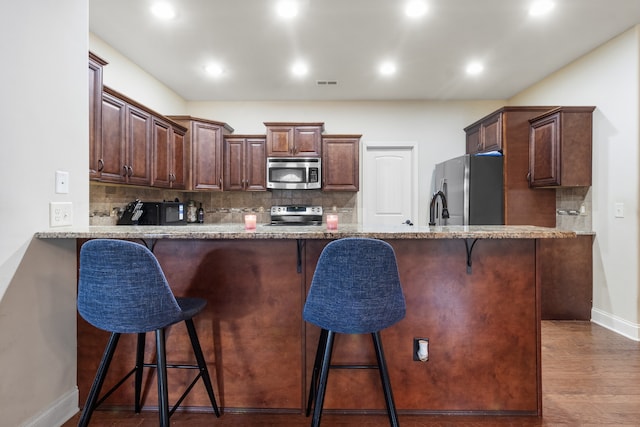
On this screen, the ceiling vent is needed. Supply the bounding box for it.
[316,80,338,86]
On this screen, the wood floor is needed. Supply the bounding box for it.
[63,321,640,426]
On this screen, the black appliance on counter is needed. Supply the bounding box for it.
[270,205,323,225]
[118,200,186,225]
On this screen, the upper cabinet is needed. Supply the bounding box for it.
[223,135,267,191]
[322,135,361,191]
[465,106,558,227]
[465,110,502,154]
[265,123,323,157]
[151,117,187,189]
[88,52,108,180]
[98,86,187,188]
[528,106,595,188]
[168,116,234,191]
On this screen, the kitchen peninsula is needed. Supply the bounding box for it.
[37,224,574,416]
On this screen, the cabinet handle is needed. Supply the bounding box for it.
[122,165,128,177]
[128,166,133,177]
[98,159,104,172]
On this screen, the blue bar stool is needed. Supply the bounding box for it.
[77,239,220,426]
[304,238,406,427]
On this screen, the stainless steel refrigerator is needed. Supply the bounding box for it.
[431,154,504,225]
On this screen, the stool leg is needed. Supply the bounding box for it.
[79,332,121,427]
[155,328,170,427]
[134,332,146,413]
[185,318,220,417]
[310,330,335,427]
[372,332,399,427]
[306,328,328,416]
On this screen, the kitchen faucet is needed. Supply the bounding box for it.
[429,191,450,226]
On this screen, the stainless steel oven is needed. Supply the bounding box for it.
[266,157,321,190]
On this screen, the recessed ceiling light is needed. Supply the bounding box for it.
[466,62,484,75]
[204,63,224,77]
[405,1,428,18]
[379,61,397,76]
[277,0,299,19]
[151,2,176,20]
[291,61,309,76]
[529,0,555,16]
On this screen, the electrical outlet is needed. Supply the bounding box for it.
[413,337,429,362]
[50,202,73,227]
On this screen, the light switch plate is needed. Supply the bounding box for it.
[614,202,624,218]
[50,202,73,226]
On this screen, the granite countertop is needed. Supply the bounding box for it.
[35,224,576,240]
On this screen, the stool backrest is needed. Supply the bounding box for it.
[78,239,183,333]
[303,238,406,334]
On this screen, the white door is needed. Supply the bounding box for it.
[362,142,418,226]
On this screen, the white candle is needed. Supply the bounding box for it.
[244,214,257,230]
[326,214,338,230]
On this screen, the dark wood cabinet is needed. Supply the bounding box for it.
[99,90,128,184]
[529,106,595,188]
[100,90,152,186]
[151,117,187,189]
[465,110,502,154]
[465,106,557,227]
[168,116,234,191]
[321,135,361,191]
[124,103,152,186]
[540,234,593,320]
[265,122,323,157]
[89,52,107,181]
[223,135,267,191]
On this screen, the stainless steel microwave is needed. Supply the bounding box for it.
[267,157,321,190]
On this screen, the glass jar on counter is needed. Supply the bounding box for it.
[187,200,198,223]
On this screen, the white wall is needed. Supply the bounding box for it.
[90,33,187,115]
[0,0,89,426]
[510,26,640,336]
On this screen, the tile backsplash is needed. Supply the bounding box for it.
[90,182,357,225]
[92,182,592,231]
[555,186,592,232]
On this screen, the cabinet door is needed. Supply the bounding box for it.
[125,105,152,186]
[322,136,360,191]
[266,126,294,156]
[529,112,560,187]
[465,123,481,154]
[151,118,172,188]
[99,92,127,184]
[293,126,321,156]
[481,112,502,152]
[192,122,223,191]
[245,138,267,191]
[89,59,103,180]
[223,137,245,191]
[171,128,186,189]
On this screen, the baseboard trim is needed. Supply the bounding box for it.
[591,308,640,341]
[21,387,78,427]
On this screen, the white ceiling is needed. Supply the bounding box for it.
[89,0,640,102]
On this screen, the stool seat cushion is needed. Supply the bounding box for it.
[303,238,406,334]
[78,239,205,334]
